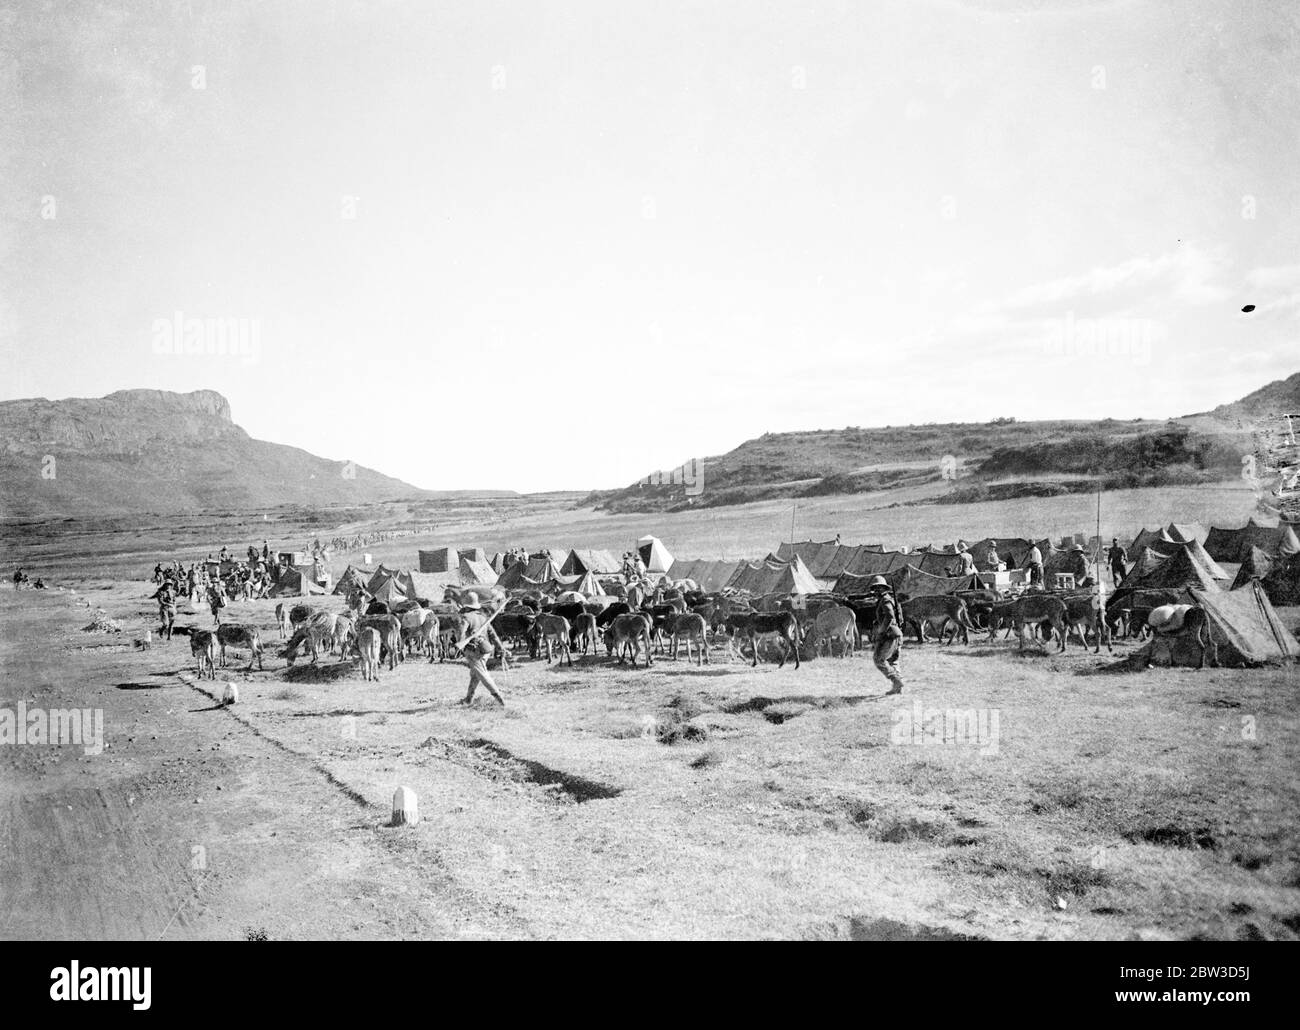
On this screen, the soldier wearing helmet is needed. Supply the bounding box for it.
[868,576,904,695]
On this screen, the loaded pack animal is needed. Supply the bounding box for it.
[1105,588,1182,639]
[216,623,265,671]
[1145,604,1218,669]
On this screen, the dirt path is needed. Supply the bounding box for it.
[0,587,527,940]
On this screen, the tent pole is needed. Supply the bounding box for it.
[790,502,796,546]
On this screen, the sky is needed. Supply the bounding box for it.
[2,0,1298,492]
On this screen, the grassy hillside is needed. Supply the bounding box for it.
[0,389,432,516]
[591,372,1295,514]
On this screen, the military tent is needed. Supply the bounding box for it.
[1230,546,1276,591]
[497,556,566,591]
[457,556,498,585]
[970,538,1035,570]
[836,565,978,597]
[1124,546,1168,584]
[775,540,844,579]
[1190,582,1300,666]
[636,536,675,574]
[1167,522,1209,546]
[269,567,327,597]
[1205,519,1300,563]
[1033,540,1075,579]
[667,558,744,592]
[418,548,458,573]
[839,549,918,577]
[1131,527,1174,553]
[367,565,403,593]
[370,577,408,606]
[1138,538,1229,580]
[394,571,446,603]
[726,556,820,596]
[489,552,507,574]
[332,565,372,596]
[1125,544,1224,593]
[1259,554,1300,606]
[560,548,623,576]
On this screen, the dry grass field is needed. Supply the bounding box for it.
[2,481,1296,939]
[3,523,1298,939]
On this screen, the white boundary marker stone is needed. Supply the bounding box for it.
[222,682,239,705]
[392,786,419,826]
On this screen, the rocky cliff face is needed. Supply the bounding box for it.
[0,389,428,515]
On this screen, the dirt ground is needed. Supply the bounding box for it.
[3,578,1298,941]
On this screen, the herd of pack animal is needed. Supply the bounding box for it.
[163,571,1214,682]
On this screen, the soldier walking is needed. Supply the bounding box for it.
[868,576,905,695]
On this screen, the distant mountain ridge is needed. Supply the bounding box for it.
[0,389,431,516]
[1195,370,1300,424]
[589,371,1294,513]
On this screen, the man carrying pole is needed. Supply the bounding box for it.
[453,597,509,706]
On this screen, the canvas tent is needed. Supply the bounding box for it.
[418,548,458,573]
[367,565,402,593]
[332,564,371,596]
[1259,554,1300,606]
[667,558,744,592]
[775,540,845,579]
[1190,582,1300,666]
[369,577,408,606]
[838,549,920,578]
[725,555,821,596]
[835,565,978,597]
[969,538,1035,570]
[497,556,566,591]
[1137,538,1229,580]
[489,552,507,574]
[268,567,327,597]
[1167,522,1209,546]
[1125,544,1224,593]
[560,548,622,576]
[636,536,675,574]
[1205,519,1300,563]
[457,556,498,585]
[1230,546,1276,591]
[1131,527,1174,553]
[1124,546,1169,584]
[393,570,444,603]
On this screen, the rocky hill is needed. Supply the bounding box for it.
[0,389,430,516]
[589,373,1293,513]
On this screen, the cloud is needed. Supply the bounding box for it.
[1244,264,1300,291]
[974,246,1232,316]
